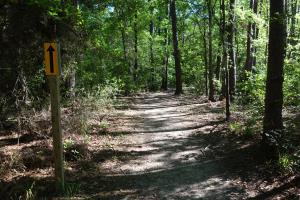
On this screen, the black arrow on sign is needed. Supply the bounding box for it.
[47,45,55,73]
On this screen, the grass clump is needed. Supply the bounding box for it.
[278,153,294,172]
[64,138,90,162]
[64,182,81,198]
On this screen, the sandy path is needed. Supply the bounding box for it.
[86,92,257,200]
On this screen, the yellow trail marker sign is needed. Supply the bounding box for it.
[44,42,59,76]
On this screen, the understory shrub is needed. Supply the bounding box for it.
[65,82,120,135]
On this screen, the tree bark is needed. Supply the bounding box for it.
[262,0,286,157]
[149,3,155,90]
[288,0,297,50]
[120,8,130,76]
[228,0,236,100]
[133,12,138,83]
[244,0,259,74]
[161,0,169,91]
[221,0,230,120]
[121,29,127,65]
[203,22,208,96]
[215,55,221,81]
[207,0,215,101]
[120,9,131,95]
[170,0,183,95]
[70,0,80,98]
[290,0,297,37]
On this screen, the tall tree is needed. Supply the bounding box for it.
[287,0,298,59]
[149,0,155,90]
[118,6,131,95]
[289,0,297,39]
[206,0,215,101]
[68,0,80,98]
[202,20,209,97]
[244,0,259,74]
[170,0,183,95]
[262,0,286,156]
[221,0,231,120]
[161,0,169,91]
[133,11,138,83]
[227,0,236,99]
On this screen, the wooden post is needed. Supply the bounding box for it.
[48,75,64,194]
[44,41,64,194]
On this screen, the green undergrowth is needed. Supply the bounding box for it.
[229,104,300,173]
[64,182,81,198]
[16,180,81,199]
[63,84,120,136]
[229,104,263,138]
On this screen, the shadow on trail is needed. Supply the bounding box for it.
[64,119,266,199]
[67,136,264,200]
[0,138,280,200]
[0,120,265,199]
[2,92,294,199]
[104,120,224,135]
[129,92,208,111]
[75,92,266,199]
[130,102,208,111]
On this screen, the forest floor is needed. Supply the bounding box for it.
[0,91,300,199]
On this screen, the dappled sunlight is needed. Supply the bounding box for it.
[167,177,242,199]
[2,91,295,199]
[1,0,298,197]
[74,92,261,199]
[119,152,168,173]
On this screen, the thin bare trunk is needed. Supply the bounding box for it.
[170,0,182,95]
[161,0,169,91]
[207,0,215,101]
[133,12,138,83]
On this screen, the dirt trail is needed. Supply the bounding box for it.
[84,92,262,199]
[1,92,298,199]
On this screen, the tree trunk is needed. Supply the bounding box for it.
[207,0,215,101]
[161,39,169,90]
[225,52,230,121]
[228,0,236,100]
[149,5,155,90]
[120,7,130,75]
[69,0,78,98]
[215,55,221,81]
[133,12,138,83]
[161,0,169,91]
[244,0,259,74]
[285,0,290,25]
[119,8,131,95]
[221,0,230,120]
[170,0,182,95]
[121,29,128,66]
[216,0,223,84]
[203,23,208,96]
[262,0,286,157]
[288,0,297,53]
[290,0,297,39]
[182,19,185,46]
[245,20,253,72]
